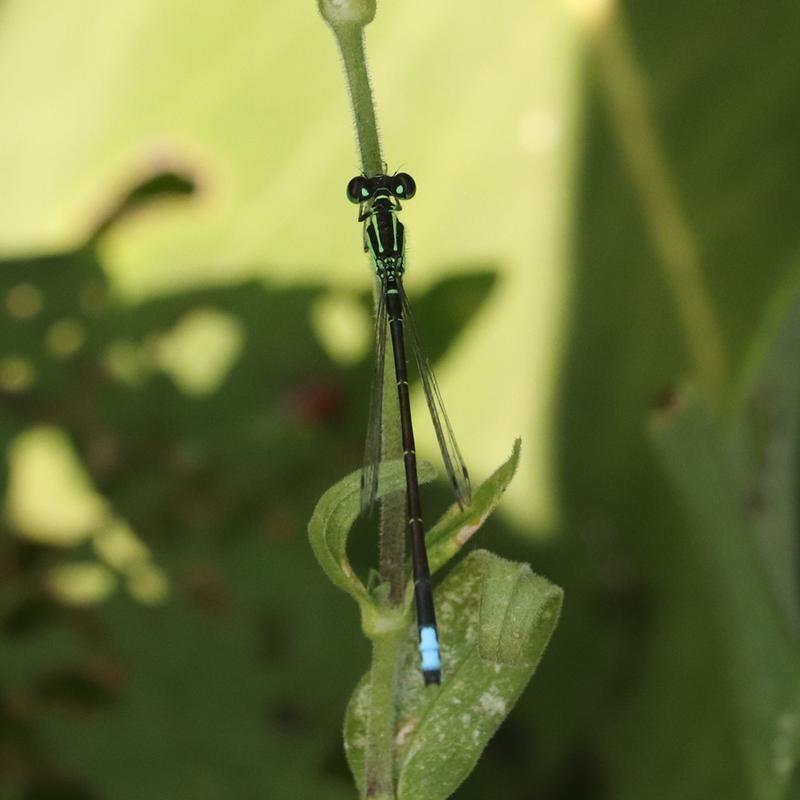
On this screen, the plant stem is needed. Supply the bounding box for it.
[363,625,404,799]
[318,0,382,176]
[379,363,406,603]
[335,25,383,176]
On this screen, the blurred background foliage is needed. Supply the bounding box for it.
[1,1,799,799]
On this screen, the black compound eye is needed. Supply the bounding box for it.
[394,173,416,200]
[346,176,370,204]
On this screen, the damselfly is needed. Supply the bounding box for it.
[347,171,472,685]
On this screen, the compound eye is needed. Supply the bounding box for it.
[394,173,416,199]
[346,176,370,203]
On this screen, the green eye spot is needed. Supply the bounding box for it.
[396,185,404,194]
[361,187,369,198]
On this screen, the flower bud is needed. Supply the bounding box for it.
[317,0,376,28]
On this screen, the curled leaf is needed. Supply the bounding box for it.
[308,459,435,606]
[477,554,556,666]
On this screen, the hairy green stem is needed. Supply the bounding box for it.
[318,0,382,175]
[363,625,404,799]
[336,25,383,176]
[590,6,728,405]
[377,278,405,602]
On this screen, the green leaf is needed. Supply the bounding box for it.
[552,5,800,796]
[731,263,800,627]
[308,459,436,606]
[425,439,521,576]
[344,549,562,800]
[651,388,800,800]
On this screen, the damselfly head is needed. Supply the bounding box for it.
[345,173,417,204]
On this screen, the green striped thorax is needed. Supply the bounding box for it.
[347,173,416,279]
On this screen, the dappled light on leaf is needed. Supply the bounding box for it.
[152,306,245,396]
[45,563,117,607]
[6,427,108,546]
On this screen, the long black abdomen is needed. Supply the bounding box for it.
[385,277,441,685]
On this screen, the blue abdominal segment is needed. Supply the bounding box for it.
[419,625,441,673]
